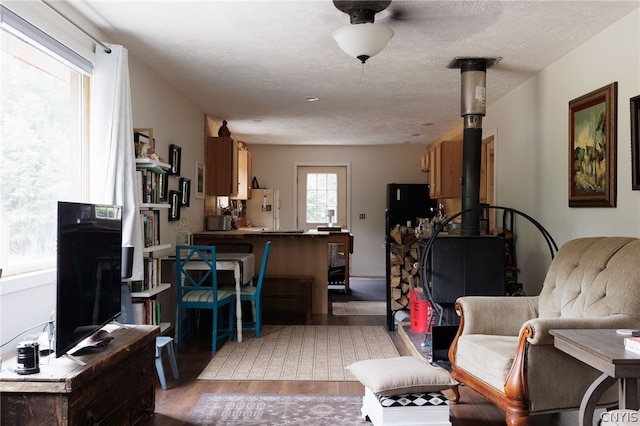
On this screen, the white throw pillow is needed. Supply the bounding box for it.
[346,356,458,396]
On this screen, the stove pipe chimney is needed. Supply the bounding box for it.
[448,57,500,236]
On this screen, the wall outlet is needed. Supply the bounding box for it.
[359,213,366,219]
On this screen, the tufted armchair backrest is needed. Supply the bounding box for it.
[538,237,640,320]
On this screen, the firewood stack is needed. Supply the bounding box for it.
[388,226,421,311]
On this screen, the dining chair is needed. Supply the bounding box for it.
[220,241,271,338]
[175,245,236,351]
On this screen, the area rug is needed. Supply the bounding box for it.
[198,325,399,381]
[186,393,366,425]
[332,301,386,316]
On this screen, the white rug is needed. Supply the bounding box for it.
[332,301,386,316]
[198,325,399,381]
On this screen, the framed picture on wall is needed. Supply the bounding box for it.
[180,178,191,207]
[169,190,181,221]
[158,172,168,201]
[169,144,181,175]
[195,161,205,199]
[631,95,640,190]
[568,82,617,207]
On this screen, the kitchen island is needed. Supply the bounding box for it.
[194,229,338,314]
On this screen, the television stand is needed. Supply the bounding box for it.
[0,325,158,425]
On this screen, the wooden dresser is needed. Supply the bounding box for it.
[0,325,158,425]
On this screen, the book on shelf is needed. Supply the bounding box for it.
[132,302,145,325]
[130,257,162,291]
[140,210,160,247]
[130,299,162,325]
[136,168,167,204]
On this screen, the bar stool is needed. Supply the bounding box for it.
[155,336,179,390]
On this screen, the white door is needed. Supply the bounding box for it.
[296,165,348,231]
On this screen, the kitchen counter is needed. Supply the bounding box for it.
[196,228,331,238]
[193,229,340,314]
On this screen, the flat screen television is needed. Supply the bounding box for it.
[55,201,123,357]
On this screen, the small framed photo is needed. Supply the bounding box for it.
[133,128,153,159]
[169,190,181,221]
[180,178,191,207]
[631,95,640,190]
[169,144,181,175]
[195,161,205,199]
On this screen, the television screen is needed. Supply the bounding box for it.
[55,201,123,357]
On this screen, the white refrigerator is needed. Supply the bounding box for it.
[246,189,280,229]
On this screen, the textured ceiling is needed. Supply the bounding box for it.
[65,0,638,146]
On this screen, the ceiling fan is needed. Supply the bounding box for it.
[331,1,507,63]
[331,0,395,64]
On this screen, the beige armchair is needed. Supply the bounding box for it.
[448,237,640,426]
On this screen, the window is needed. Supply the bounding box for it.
[306,172,338,223]
[0,25,89,277]
[296,165,348,231]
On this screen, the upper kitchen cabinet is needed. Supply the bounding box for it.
[420,150,430,172]
[231,149,252,200]
[427,139,462,199]
[205,136,239,196]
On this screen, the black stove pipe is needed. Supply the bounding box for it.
[449,57,497,236]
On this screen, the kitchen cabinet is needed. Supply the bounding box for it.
[232,149,252,200]
[205,136,239,196]
[427,139,462,199]
[420,150,430,172]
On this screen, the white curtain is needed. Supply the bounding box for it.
[89,44,143,281]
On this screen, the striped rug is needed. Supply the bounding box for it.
[197,325,399,381]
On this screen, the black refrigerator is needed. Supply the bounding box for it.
[386,183,436,229]
[385,183,437,330]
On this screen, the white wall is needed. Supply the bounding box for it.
[129,54,206,250]
[484,8,640,295]
[249,143,427,276]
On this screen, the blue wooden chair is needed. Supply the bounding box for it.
[175,245,236,351]
[220,241,271,338]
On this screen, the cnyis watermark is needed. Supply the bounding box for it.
[601,409,640,425]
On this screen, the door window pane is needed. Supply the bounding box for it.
[306,173,337,223]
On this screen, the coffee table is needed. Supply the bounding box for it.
[550,328,640,426]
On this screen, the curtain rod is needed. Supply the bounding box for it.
[41,0,111,54]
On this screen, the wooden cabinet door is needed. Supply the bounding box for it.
[428,143,442,198]
[427,140,462,199]
[232,150,252,200]
[420,150,430,172]
[205,136,238,196]
[439,139,463,198]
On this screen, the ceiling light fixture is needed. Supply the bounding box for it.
[332,23,394,64]
[305,96,319,102]
[332,1,394,64]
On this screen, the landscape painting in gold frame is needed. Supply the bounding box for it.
[568,82,617,207]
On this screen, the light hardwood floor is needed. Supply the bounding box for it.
[149,311,584,426]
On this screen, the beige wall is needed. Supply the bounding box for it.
[482,8,640,295]
[250,144,427,276]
